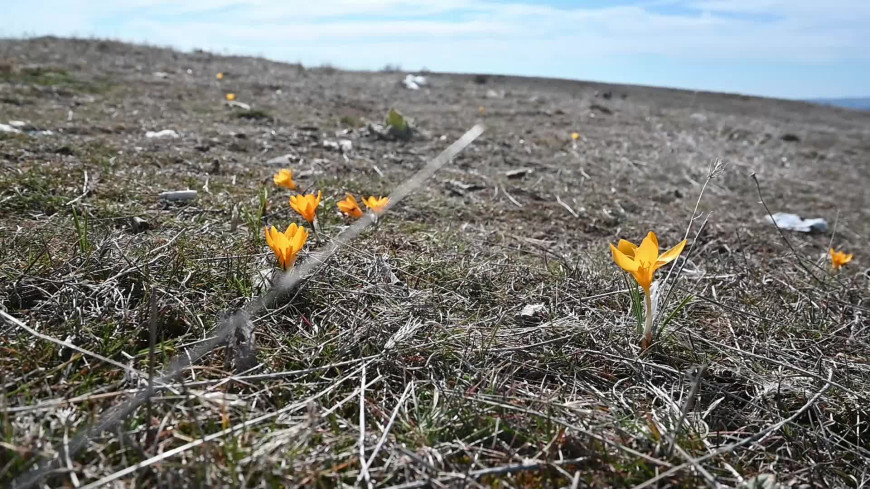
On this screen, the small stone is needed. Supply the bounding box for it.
[265,153,299,166]
[518,303,547,324]
[128,216,150,233]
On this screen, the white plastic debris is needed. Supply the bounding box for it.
[226,100,251,110]
[146,129,179,139]
[402,74,427,90]
[152,71,170,79]
[8,120,27,128]
[765,212,828,233]
[0,123,21,133]
[158,190,197,201]
[338,139,353,153]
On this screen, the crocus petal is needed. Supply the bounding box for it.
[617,239,637,258]
[611,244,639,272]
[635,232,659,266]
[264,226,275,249]
[655,239,687,268]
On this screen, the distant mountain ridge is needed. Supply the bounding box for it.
[807,97,870,111]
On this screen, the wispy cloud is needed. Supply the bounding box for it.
[4,0,870,97]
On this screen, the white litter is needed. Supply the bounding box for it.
[0,124,21,133]
[226,100,251,110]
[158,190,197,201]
[152,71,170,79]
[146,129,179,139]
[403,74,427,90]
[765,212,828,233]
[8,120,27,128]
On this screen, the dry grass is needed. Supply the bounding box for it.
[1,37,869,488]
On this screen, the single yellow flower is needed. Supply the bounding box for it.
[479,106,486,115]
[830,248,853,270]
[216,72,224,80]
[610,232,687,294]
[571,132,580,141]
[289,191,322,224]
[611,231,687,349]
[264,223,309,270]
[273,168,297,190]
[362,196,390,214]
[225,93,236,101]
[337,193,363,218]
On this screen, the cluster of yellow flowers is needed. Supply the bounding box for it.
[264,168,389,270]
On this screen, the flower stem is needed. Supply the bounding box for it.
[642,291,653,348]
[313,218,321,246]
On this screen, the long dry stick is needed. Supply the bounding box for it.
[358,364,372,489]
[751,173,824,287]
[358,381,414,485]
[11,124,485,489]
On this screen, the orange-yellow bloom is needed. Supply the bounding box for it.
[830,248,853,270]
[289,191,322,224]
[273,169,297,190]
[571,132,580,141]
[216,72,224,80]
[610,232,686,294]
[362,196,390,214]
[337,193,363,218]
[225,93,236,101]
[264,223,309,270]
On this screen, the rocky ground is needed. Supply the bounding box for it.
[1,37,869,488]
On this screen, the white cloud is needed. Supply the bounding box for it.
[5,0,868,61]
[3,0,869,96]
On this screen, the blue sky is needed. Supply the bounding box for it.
[3,0,869,99]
